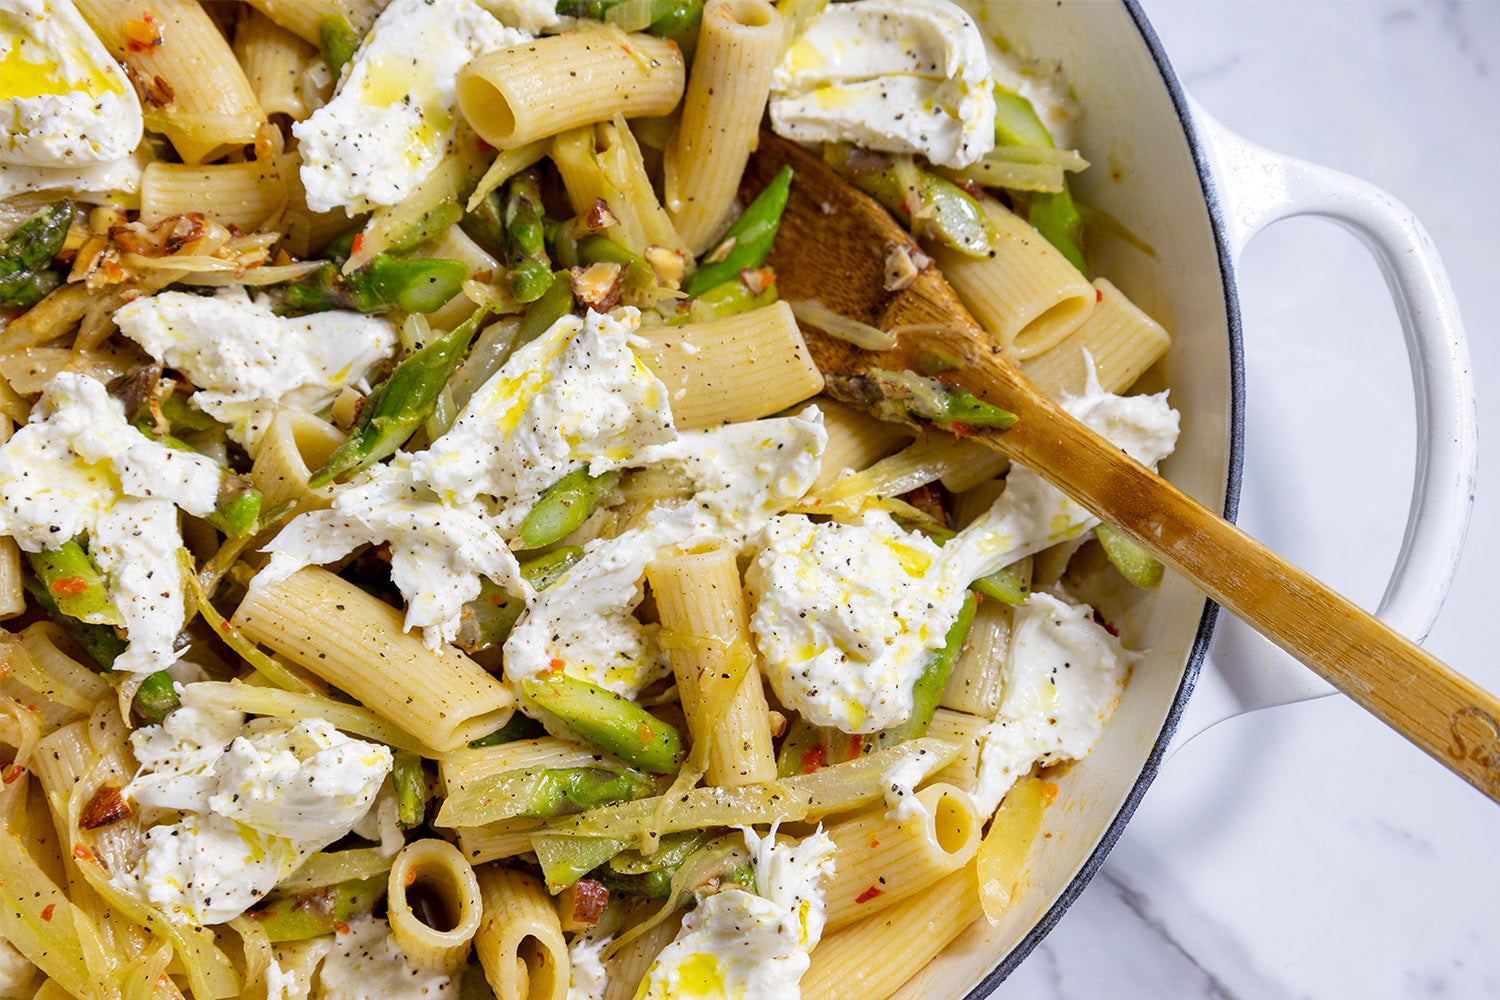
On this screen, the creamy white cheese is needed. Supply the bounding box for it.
[770,0,996,168]
[0,0,143,166]
[749,510,959,734]
[0,145,145,200]
[484,0,560,33]
[881,752,933,824]
[504,411,825,698]
[113,286,397,452]
[255,454,531,648]
[566,934,611,1000]
[0,932,36,998]
[292,0,524,214]
[636,828,835,1000]
[971,591,1132,815]
[412,307,676,537]
[0,372,226,674]
[120,704,392,925]
[315,918,453,1000]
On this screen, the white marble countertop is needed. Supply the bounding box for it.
[993,2,1500,997]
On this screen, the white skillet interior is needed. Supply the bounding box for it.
[897,2,1241,995]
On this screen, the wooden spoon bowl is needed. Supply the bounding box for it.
[742,133,1500,803]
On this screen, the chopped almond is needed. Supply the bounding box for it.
[79,784,133,830]
[643,245,686,289]
[585,199,620,231]
[556,879,609,932]
[569,262,624,312]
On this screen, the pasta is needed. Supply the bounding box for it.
[0,1,1183,998]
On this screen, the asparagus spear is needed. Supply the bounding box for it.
[992,85,1087,272]
[317,15,361,80]
[454,765,656,822]
[277,254,469,315]
[826,368,1017,432]
[514,271,575,346]
[392,751,429,828]
[467,712,548,748]
[555,0,704,47]
[25,541,123,627]
[670,273,777,325]
[310,303,497,487]
[250,876,386,942]
[205,482,263,539]
[971,567,1029,604]
[824,145,995,257]
[0,200,70,309]
[503,169,553,303]
[520,673,685,774]
[457,546,585,657]
[21,574,178,722]
[518,468,620,550]
[597,830,713,899]
[684,165,792,296]
[1096,523,1164,588]
[875,591,977,746]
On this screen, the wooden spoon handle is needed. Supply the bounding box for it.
[945,333,1500,802]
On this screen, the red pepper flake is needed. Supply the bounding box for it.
[49,575,89,596]
[73,844,94,863]
[1,764,22,784]
[798,745,826,774]
[218,620,233,633]
[637,723,654,743]
[125,13,163,52]
[854,886,884,905]
[332,920,351,935]
[846,734,863,760]
[949,421,977,439]
[350,233,366,256]
[405,867,417,885]
[40,903,55,921]
[868,836,880,849]
[1096,287,1104,303]
[1091,609,1119,637]
[1041,781,1060,804]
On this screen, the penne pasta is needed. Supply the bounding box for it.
[474,867,569,1000]
[387,839,485,971]
[1021,277,1173,397]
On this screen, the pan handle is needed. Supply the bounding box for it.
[1170,99,1477,750]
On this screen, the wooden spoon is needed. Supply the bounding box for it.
[742,133,1500,804]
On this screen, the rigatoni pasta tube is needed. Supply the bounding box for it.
[647,543,775,787]
[821,784,981,930]
[243,0,382,43]
[0,537,23,619]
[248,409,345,508]
[387,839,484,971]
[233,7,315,121]
[1021,277,1173,397]
[802,866,983,1000]
[439,737,604,805]
[458,28,685,149]
[929,197,1095,360]
[664,0,784,253]
[74,0,264,164]
[634,302,823,429]
[231,567,515,752]
[140,159,288,232]
[454,819,545,864]
[474,866,569,1000]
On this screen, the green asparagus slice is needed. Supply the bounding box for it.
[575,236,655,293]
[515,271,575,347]
[555,0,704,46]
[533,833,630,894]
[392,751,429,828]
[250,876,386,942]
[993,85,1086,272]
[520,674,685,774]
[310,303,496,487]
[875,591,977,746]
[825,368,1017,432]
[684,164,792,296]
[971,567,1029,604]
[449,765,656,823]
[25,541,124,627]
[669,274,777,325]
[503,169,553,304]
[467,712,548,748]
[21,574,177,721]
[205,483,263,539]
[825,146,994,258]
[1095,523,1165,588]
[0,200,70,309]
[597,830,713,899]
[317,15,360,80]
[457,546,585,657]
[21,575,126,669]
[131,671,181,724]
[278,255,468,315]
[518,467,620,549]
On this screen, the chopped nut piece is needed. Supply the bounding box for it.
[556,878,609,932]
[738,267,775,296]
[585,199,620,231]
[79,784,132,830]
[883,244,932,292]
[702,235,737,264]
[644,245,687,289]
[569,262,624,312]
